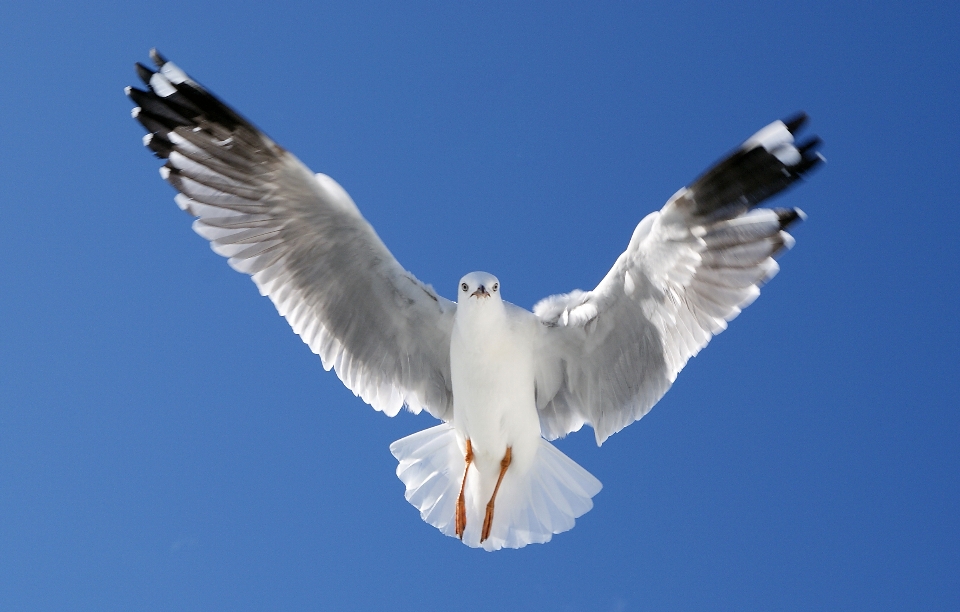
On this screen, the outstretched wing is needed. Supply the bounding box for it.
[127,50,455,420]
[532,115,823,444]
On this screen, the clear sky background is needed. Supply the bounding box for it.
[1,1,957,610]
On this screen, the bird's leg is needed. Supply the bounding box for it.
[480,447,512,543]
[455,439,473,540]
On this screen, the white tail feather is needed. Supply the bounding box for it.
[390,424,602,551]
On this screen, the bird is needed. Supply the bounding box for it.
[127,49,823,551]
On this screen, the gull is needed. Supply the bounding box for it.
[127,50,823,551]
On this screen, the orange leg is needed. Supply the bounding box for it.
[480,447,512,543]
[455,439,473,540]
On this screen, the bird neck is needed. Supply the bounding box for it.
[456,300,507,336]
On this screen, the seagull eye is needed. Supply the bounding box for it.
[492,283,498,292]
[461,282,469,292]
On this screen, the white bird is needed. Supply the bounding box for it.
[128,50,823,551]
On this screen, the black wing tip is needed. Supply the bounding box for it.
[795,138,826,177]
[129,52,217,128]
[798,136,822,156]
[128,50,273,165]
[129,52,196,155]
[784,113,825,173]
[686,114,825,219]
[144,133,174,158]
[149,48,167,68]
[775,207,806,229]
[783,111,809,134]
[134,62,154,86]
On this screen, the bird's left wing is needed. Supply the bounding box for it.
[532,115,823,444]
[127,50,456,420]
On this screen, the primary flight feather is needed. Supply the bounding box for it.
[128,49,822,551]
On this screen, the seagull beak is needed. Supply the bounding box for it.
[471,285,490,298]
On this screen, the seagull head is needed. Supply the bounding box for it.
[457,271,501,305]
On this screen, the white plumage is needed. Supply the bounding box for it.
[128,50,822,550]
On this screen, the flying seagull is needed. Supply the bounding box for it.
[127,50,823,551]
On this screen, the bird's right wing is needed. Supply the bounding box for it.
[127,50,456,420]
[532,115,823,444]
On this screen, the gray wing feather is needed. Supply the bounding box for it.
[129,51,455,420]
[533,115,822,444]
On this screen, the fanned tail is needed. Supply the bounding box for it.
[390,424,601,551]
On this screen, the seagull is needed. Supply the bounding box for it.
[127,50,823,551]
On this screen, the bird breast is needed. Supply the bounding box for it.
[450,307,541,476]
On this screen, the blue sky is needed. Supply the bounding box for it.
[1,1,957,609]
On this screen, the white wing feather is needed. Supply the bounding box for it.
[533,116,822,444]
[129,51,455,420]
